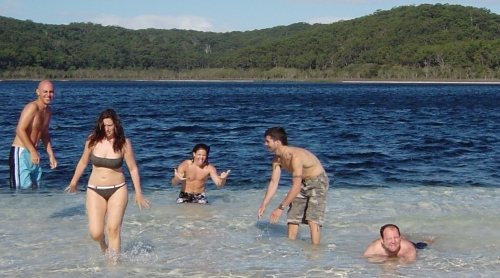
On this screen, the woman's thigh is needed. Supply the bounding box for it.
[106,186,129,229]
[86,188,108,232]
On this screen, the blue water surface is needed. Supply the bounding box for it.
[1,81,499,191]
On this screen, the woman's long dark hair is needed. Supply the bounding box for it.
[87,108,126,153]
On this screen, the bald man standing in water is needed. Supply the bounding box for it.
[9,80,57,189]
[257,126,330,245]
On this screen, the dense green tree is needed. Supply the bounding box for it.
[2,4,500,80]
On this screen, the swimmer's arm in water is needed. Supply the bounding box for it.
[270,153,303,223]
[362,239,379,257]
[172,160,188,186]
[66,139,92,193]
[258,156,281,220]
[209,164,231,187]
[40,107,57,169]
[124,138,149,210]
[42,128,57,169]
[399,240,417,261]
[280,153,303,208]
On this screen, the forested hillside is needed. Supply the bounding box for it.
[1,3,500,80]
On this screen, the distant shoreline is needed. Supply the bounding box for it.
[2,78,500,84]
[341,80,500,84]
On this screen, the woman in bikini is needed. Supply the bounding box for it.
[66,108,149,256]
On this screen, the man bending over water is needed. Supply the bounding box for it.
[257,126,330,245]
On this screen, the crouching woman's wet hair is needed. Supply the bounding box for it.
[191,143,210,163]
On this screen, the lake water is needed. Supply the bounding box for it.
[1,81,500,277]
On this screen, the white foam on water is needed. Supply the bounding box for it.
[1,185,500,277]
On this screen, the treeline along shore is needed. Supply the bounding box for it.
[2,4,500,81]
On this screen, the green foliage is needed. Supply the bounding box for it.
[2,4,500,80]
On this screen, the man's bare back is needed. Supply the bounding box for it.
[274,146,325,179]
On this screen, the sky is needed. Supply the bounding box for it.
[1,0,500,32]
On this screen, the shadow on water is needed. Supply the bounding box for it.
[255,221,288,238]
[205,194,235,204]
[123,241,155,254]
[122,241,158,263]
[49,204,86,218]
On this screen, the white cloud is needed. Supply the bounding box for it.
[285,0,384,3]
[287,0,499,5]
[0,0,22,13]
[92,14,214,31]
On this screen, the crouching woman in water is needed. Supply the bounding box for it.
[65,108,149,256]
[172,143,230,204]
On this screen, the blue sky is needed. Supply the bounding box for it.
[1,0,499,32]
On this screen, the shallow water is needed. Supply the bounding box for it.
[1,81,500,277]
[2,186,500,277]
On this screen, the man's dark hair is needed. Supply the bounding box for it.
[264,126,288,145]
[380,224,400,238]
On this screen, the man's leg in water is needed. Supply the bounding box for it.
[308,221,321,245]
[287,195,306,240]
[288,223,299,239]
